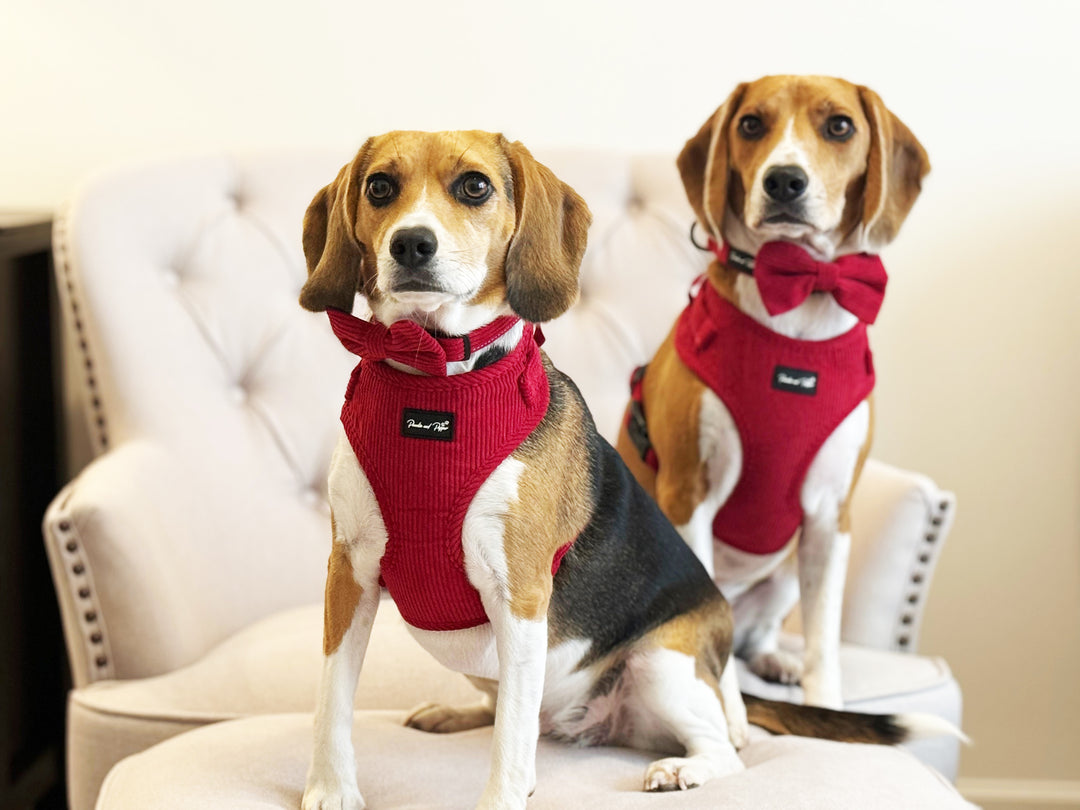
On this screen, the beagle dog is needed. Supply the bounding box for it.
[616,76,931,710]
[299,130,944,810]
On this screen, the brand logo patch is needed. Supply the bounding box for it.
[401,408,455,441]
[772,365,818,396]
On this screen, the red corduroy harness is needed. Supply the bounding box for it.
[629,278,875,556]
[331,312,558,631]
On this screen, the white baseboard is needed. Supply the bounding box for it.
[957,778,1080,808]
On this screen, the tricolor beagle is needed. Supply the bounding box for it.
[616,76,931,709]
[299,130,948,810]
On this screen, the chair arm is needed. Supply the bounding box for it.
[841,458,956,653]
[43,442,219,686]
[42,441,328,687]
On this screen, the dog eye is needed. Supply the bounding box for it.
[454,172,494,205]
[737,115,765,140]
[824,116,855,141]
[366,174,398,205]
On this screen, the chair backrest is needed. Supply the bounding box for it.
[52,148,702,678]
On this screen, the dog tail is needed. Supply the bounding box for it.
[742,694,970,746]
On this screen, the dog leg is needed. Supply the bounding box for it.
[406,677,497,733]
[732,556,802,685]
[629,648,744,792]
[474,604,547,810]
[303,551,381,810]
[797,401,868,709]
[717,661,750,749]
[304,439,389,810]
[797,514,849,709]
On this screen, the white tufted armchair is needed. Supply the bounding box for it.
[43,149,966,810]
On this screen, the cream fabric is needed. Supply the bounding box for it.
[96,712,973,810]
[46,148,963,810]
[68,600,963,810]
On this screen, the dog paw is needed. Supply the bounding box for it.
[301,781,365,810]
[726,714,751,750]
[643,753,743,792]
[748,649,803,685]
[802,677,843,711]
[405,701,495,733]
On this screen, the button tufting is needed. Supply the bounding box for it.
[163,268,181,288]
[230,385,247,405]
[301,489,321,508]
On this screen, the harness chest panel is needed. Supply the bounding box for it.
[339,328,551,630]
[672,281,875,555]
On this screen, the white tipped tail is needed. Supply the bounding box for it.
[898,713,971,745]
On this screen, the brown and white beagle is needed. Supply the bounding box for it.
[616,76,931,709]
[299,130,948,810]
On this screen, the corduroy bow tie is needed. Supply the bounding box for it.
[708,238,888,325]
[327,308,522,376]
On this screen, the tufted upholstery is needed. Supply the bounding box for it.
[43,148,961,810]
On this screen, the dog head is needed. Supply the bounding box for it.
[299,131,591,333]
[678,75,929,258]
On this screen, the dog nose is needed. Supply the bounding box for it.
[389,227,438,270]
[763,165,808,203]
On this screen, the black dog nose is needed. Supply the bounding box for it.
[763,165,808,203]
[389,227,438,270]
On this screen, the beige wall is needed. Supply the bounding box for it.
[5,0,1079,803]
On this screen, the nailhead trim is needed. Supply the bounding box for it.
[53,510,113,678]
[53,210,110,453]
[895,496,952,651]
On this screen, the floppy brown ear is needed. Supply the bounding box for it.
[501,138,592,323]
[676,83,748,240]
[298,142,371,312]
[858,87,931,248]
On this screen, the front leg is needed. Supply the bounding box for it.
[304,439,388,810]
[463,456,557,810]
[304,552,380,810]
[797,401,869,709]
[797,511,848,709]
[476,599,548,810]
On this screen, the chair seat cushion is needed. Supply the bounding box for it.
[70,601,963,810]
[96,711,973,810]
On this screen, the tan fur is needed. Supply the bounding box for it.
[504,361,595,621]
[298,132,590,326]
[626,76,928,532]
[323,523,363,656]
[300,131,519,314]
[677,75,929,245]
[500,138,591,323]
[648,592,734,686]
[838,395,874,534]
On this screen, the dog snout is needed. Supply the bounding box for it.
[763,165,808,203]
[390,226,438,271]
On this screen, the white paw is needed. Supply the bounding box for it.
[405,701,495,733]
[748,649,804,685]
[302,780,365,810]
[474,787,528,810]
[727,714,751,750]
[643,752,743,792]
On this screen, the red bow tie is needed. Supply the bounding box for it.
[327,308,522,376]
[708,239,888,324]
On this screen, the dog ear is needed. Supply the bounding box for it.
[299,141,371,313]
[857,87,931,248]
[500,138,592,323]
[676,83,748,240]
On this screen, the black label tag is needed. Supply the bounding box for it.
[401,408,455,441]
[772,365,818,396]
